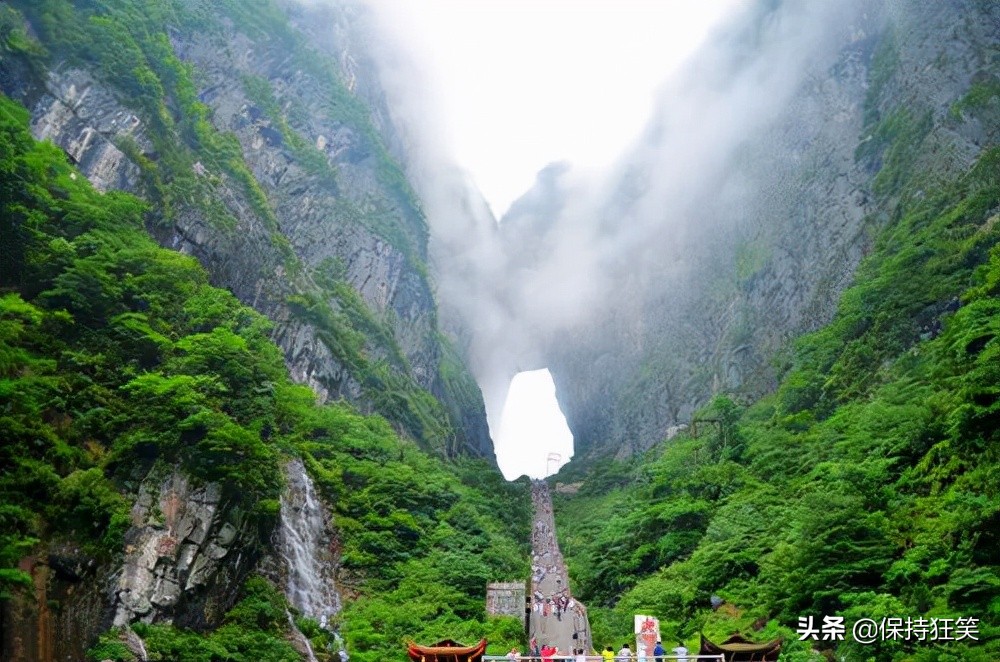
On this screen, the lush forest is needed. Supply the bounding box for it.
[0,0,484,457]
[3,0,999,661]
[552,84,1000,659]
[0,93,530,661]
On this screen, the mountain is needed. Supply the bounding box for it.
[530,1,1000,657]
[0,0,493,461]
[2,0,999,660]
[0,2,527,661]
[488,0,999,460]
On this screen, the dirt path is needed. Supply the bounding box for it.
[528,480,591,656]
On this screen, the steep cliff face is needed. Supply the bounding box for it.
[545,4,879,456]
[112,470,259,630]
[1,546,109,662]
[0,0,492,459]
[499,0,999,459]
[0,466,262,662]
[0,2,494,658]
[0,77,530,662]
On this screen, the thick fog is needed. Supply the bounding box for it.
[359,1,869,418]
[289,0,875,467]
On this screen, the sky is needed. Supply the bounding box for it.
[370,0,745,219]
[367,0,746,479]
[494,369,573,479]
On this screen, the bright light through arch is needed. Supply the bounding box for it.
[494,369,574,480]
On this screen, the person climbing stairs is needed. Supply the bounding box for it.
[528,480,591,656]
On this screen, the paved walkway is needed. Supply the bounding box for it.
[528,480,591,656]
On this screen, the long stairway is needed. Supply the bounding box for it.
[529,480,591,655]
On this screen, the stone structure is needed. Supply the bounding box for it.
[486,582,527,627]
[529,481,591,654]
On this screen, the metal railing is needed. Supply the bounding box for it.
[483,656,724,661]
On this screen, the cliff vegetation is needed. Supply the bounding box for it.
[0,93,529,661]
[553,114,1000,660]
[1,0,490,458]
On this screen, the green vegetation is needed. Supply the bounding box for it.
[734,239,771,285]
[286,281,457,453]
[7,0,292,249]
[0,4,46,67]
[0,93,529,660]
[553,39,1000,660]
[10,1,997,661]
[1,0,470,454]
[861,109,934,200]
[0,87,284,587]
[61,0,431,265]
[310,447,531,660]
[950,79,1000,120]
[88,578,301,661]
[862,30,899,128]
[855,29,941,207]
[554,144,1000,660]
[231,0,433,264]
[241,73,340,190]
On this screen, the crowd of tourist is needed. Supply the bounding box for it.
[522,482,691,661]
[528,481,590,651]
[507,641,690,661]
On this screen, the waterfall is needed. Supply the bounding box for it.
[122,627,148,662]
[279,459,342,659]
[286,610,321,662]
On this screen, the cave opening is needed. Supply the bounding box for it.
[493,368,574,480]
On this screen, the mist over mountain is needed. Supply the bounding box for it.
[1,0,998,659]
[361,0,998,459]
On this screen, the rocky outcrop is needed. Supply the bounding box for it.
[28,69,142,193]
[0,469,261,661]
[0,2,494,458]
[112,470,257,629]
[0,546,108,662]
[498,0,1000,459]
[164,25,442,385]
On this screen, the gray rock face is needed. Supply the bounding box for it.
[168,27,438,376]
[497,0,999,459]
[0,470,251,661]
[27,69,143,193]
[112,471,253,628]
[0,2,493,458]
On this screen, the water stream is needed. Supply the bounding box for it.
[286,610,321,662]
[123,626,148,662]
[279,459,342,660]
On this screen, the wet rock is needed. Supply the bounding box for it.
[47,550,93,582]
[111,470,247,627]
[276,460,341,628]
[122,626,149,662]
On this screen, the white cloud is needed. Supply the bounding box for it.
[367,0,745,217]
[348,0,868,478]
[495,369,573,479]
